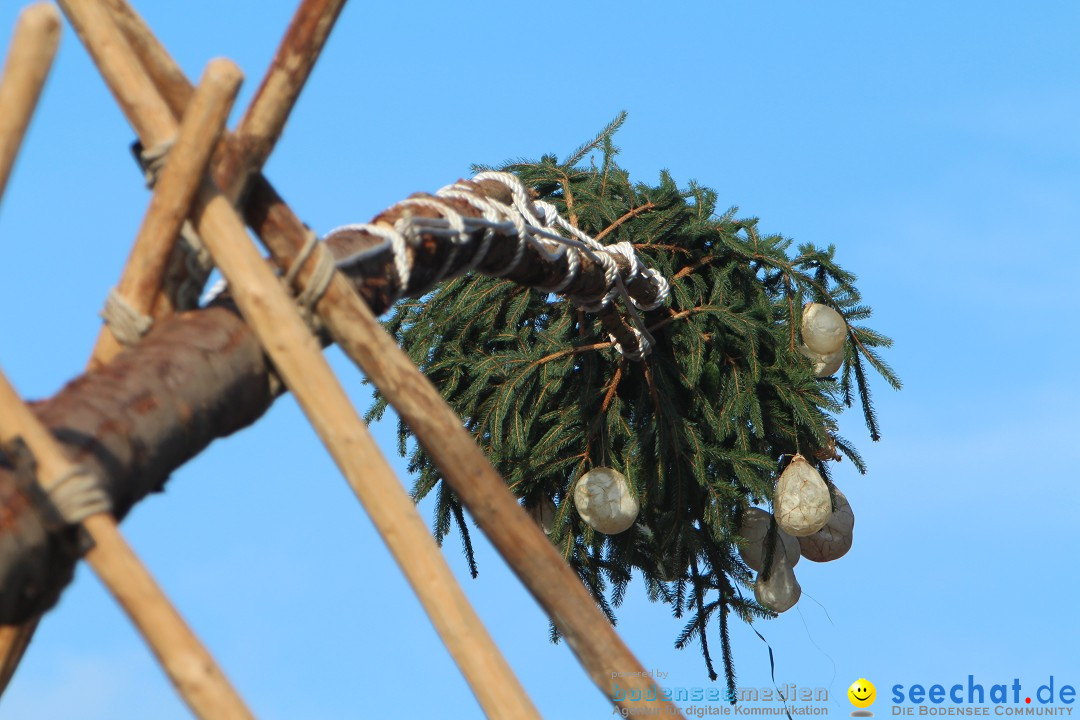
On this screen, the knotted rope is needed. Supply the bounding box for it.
[329,172,671,359]
[42,463,112,525]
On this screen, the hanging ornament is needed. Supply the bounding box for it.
[753,551,801,613]
[736,507,800,571]
[774,454,832,537]
[799,343,844,378]
[801,302,847,355]
[573,467,639,535]
[798,487,855,562]
[526,497,557,534]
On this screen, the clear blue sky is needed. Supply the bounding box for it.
[1,1,1078,718]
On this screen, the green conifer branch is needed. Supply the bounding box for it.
[371,117,899,689]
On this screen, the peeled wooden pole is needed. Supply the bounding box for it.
[0,3,60,208]
[0,368,254,719]
[103,1,683,714]
[103,0,346,316]
[213,0,346,201]
[188,174,541,720]
[0,2,62,688]
[0,619,36,697]
[57,2,538,716]
[88,60,243,369]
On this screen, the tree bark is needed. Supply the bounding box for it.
[0,178,648,624]
[0,307,271,623]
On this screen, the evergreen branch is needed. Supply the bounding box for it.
[372,118,899,686]
[851,350,881,441]
[450,495,479,578]
[849,328,902,390]
[562,111,628,167]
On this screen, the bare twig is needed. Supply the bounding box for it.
[594,201,655,242]
[0,3,60,208]
[0,367,253,719]
[88,59,242,370]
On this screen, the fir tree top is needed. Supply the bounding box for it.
[368,114,900,696]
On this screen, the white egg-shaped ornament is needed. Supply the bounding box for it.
[736,507,800,570]
[773,454,832,537]
[797,487,855,562]
[527,496,557,535]
[573,467,639,535]
[753,551,801,613]
[801,302,847,355]
[799,343,844,378]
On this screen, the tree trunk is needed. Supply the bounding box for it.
[0,178,650,624]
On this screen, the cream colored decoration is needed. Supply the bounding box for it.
[774,454,832,537]
[801,302,846,355]
[573,467,639,535]
[736,507,800,570]
[752,552,801,613]
[527,497,557,534]
[797,487,854,562]
[799,343,844,377]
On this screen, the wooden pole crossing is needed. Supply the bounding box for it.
[0,0,685,716]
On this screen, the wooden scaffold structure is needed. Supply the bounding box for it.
[0,1,688,717]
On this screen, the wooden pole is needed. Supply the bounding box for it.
[213,0,346,201]
[87,59,242,370]
[102,0,346,316]
[0,619,37,697]
[102,1,684,714]
[0,3,62,689]
[0,3,61,209]
[59,2,539,716]
[188,175,541,720]
[0,368,254,719]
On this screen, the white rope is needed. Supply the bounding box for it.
[139,138,175,188]
[101,288,153,346]
[330,172,672,358]
[284,229,336,321]
[42,464,112,524]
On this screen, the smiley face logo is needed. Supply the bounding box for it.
[848,678,876,709]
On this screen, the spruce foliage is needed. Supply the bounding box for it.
[366,116,900,693]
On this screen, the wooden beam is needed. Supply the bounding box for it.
[87,59,242,370]
[0,3,61,209]
[214,0,346,200]
[0,3,63,690]
[188,165,541,720]
[0,368,254,719]
[60,2,538,716]
[103,1,683,715]
[0,619,37,697]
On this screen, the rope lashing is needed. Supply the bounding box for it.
[127,140,215,312]
[283,228,336,319]
[137,138,175,189]
[101,288,153,346]
[41,463,112,525]
[329,172,672,359]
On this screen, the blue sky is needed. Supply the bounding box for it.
[1,1,1078,718]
